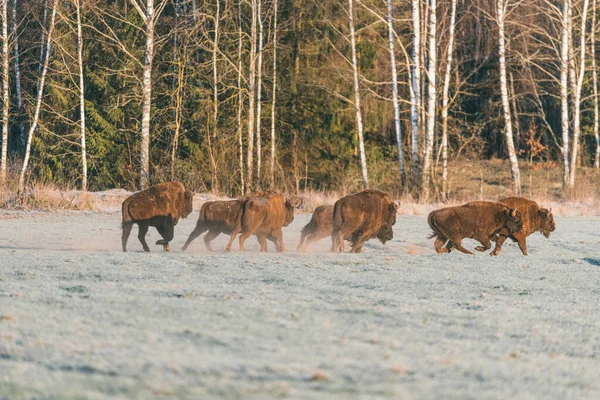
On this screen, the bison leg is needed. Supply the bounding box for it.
[513,232,528,255]
[257,234,268,252]
[225,227,241,252]
[203,229,221,252]
[434,236,449,254]
[238,231,254,252]
[181,224,209,251]
[490,235,508,256]
[267,235,282,252]
[474,234,492,252]
[451,238,474,255]
[122,222,134,252]
[137,224,150,252]
[155,218,175,252]
[297,231,309,252]
[270,228,285,252]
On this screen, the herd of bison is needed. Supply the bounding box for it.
[121,181,556,255]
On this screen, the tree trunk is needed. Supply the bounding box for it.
[410,0,421,188]
[256,0,263,187]
[497,0,521,195]
[270,0,278,188]
[387,0,405,189]
[421,0,437,202]
[561,0,570,187]
[348,0,368,189]
[593,0,600,168]
[76,0,87,190]
[569,0,590,187]
[246,0,257,193]
[18,0,57,191]
[138,0,155,190]
[0,0,8,183]
[237,0,245,193]
[12,0,24,148]
[441,0,457,200]
[212,0,219,138]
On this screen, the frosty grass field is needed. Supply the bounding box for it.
[1,210,600,399]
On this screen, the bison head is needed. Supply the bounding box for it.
[283,200,296,227]
[376,224,394,244]
[386,201,400,226]
[538,207,555,238]
[182,190,194,219]
[504,207,523,234]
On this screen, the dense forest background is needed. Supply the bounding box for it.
[0,0,599,200]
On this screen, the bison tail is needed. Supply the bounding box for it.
[121,197,134,228]
[427,212,439,239]
[332,202,343,230]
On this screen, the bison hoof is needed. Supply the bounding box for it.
[475,246,487,252]
[163,244,171,252]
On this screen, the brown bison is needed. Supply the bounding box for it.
[490,197,556,256]
[330,189,399,253]
[297,205,334,252]
[428,201,523,255]
[224,191,298,252]
[181,200,241,252]
[121,182,193,252]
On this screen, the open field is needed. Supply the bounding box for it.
[1,211,600,399]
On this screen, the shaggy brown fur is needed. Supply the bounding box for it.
[121,182,193,252]
[491,197,556,255]
[224,191,299,252]
[330,189,399,253]
[428,201,523,255]
[181,200,241,251]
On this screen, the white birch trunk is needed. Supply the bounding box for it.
[348,0,368,189]
[441,0,457,200]
[256,0,263,187]
[212,0,219,136]
[410,0,421,187]
[237,0,245,192]
[38,0,48,72]
[569,0,590,187]
[421,0,437,202]
[387,0,405,188]
[497,0,521,195]
[76,0,87,190]
[138,0,155,190]
[12,0,24,147]
[593,0,600,168]
[0,0,8,182]
[270,0,278,188]
[561,0,570,186]
[18,0,57,191]
[246,0,257,192]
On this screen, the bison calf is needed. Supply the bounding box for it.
[121,182,193,252]
[297,205,334,252]
[428,201,523,255]
[491,197,556,255]
[330,189,399,253]
[181,200,241,251]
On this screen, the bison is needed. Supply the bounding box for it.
[297,205,334,252]
[330,189,399,253]
[224,191,299,252]
[490,197,556,256]
[181,200,241,252]
[428,201,523,255]
[121,182,193,252]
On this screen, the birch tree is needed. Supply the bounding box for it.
[569,0,589,187]
[441,0,457,200]
[12,0,24,147]
[421,0,437,202]
[212,0,220,139]
[76,0,87,190]
[560,0,570,187]
[237,0,245,192]
[0,0,8,182]
[348,0,368,189]
[246,0,257,192]
[270,0,278,188]
[593,0,600,168]
[387,0,405,189]
[131,0,167,190]
[410,0,421,186]
[497,0,521,195]
[256,0,264,186]
[18,0,58,191]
